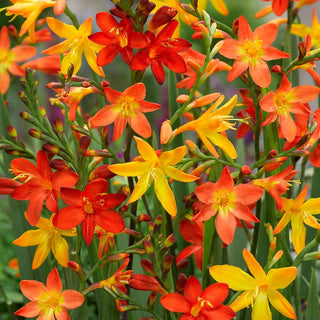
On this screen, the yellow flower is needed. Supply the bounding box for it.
[13,213,75,269]
[4,0,65,43]
[273,184,320,254]
[108,137,198,217]
[175,95,238,159]
[210,249,297,320]
[42,17,104,76]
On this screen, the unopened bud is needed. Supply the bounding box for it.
[50,159,71,170]
[101,126,108,146]
[148,6,177,32]
[111,286,130,300]
[8,25,18,39]
[162,254,174,276]
[39,106,47,117]
[298,41,307,59]
[148,221,154,233]
[19,111,31,120]
[79,136,91,155]
[102,253,130,265]
[163,234,175,248]
[85,150,111,157]
[66,63,74,81]
[176,273,187,293]
[177,258,189,271]
[160,120,172,144]
[143,240,154,256]
[271,65,283,74]
[266,149,278,159]
[137,214,151,222]
[29,128,43,139]
[232,18,240,35]
[176,94,189,104]
[71,125,90,136]
[53,119,64,133]
[7,126,18,139]
[141,259,157,276]
[147,292,157,311]
[179,3,197,17]
[42,143,60,155]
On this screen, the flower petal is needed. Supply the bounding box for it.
[61,290,84,309]
[252,291,271,320]
[243,249,266,280]
[160,293,190,313]
[267,267,297,289]
[267,288,296,319]
[19,280,47,300]
[184,276,202,303]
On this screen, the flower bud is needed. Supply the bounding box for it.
[137,214,151,222]
[162,253,174,277]
[7,126,18,139]
[53,119,64,134]
[141,259,157,276]
[29,128,43,139]
[50,159,71,170]
[42,143,60,155]
[176,273,187,293]
[147,292,157,311]
[163,234,175,248]
[79,136,91,156]
[177,258,189,271]
[85,150,112,157]
[143,240,154,256]
[176,94,189,104]
[102,253,130,265]
[160,120,172,144]
[232,18,240,35]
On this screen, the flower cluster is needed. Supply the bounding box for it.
[1,0,320,319]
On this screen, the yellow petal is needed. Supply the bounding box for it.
[160,146,187,166]
[127,172,153,203]
[210,0,229,15]
[206,131,237,159]
[230,289,257,312]
[302,198,320,216]
[134,137,158,162]
[83,43,105,77]
[273,212,291,235]
[78,17,92,36]
[252,291,271,320]
[153,169,177,217]
[291,215,306,254]
[52,232,69,267]
[13,229,45,246]
[290,24,310,39]
[46,17,77,38]
[32,240,51,269]
[267,288,296,319]
[109,161,150,177]
[163,166,198,182]
[267,267,297,289]
[243,249,266,280]
[209,265,256,291]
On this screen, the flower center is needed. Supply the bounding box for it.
[119,96,138,117]
[215,191,230,208]
[109,27,128,48]
[242,37,263,60]
[0,49,14,73]
[83,197,94,214]
[274,93,290,114]
[190,297,213,317]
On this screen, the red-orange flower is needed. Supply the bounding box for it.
[0,26,36,94]
[14,267,84,319]
[160,275,235,320]
[88,83,161,140]
[260,74,319,142]
[10,150,78,226]
[193,166,262,245]
[252,165,298,211]
[89,12,148,65]
[130,20,191,85]
[53,178,126,246]
[176,219,203,271]
[218,16,290,88]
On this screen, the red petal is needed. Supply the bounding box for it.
[60,188,83,207]
[0,26,10,50]
[97,45,119,66]
[52,170,78,191]
[53,207,85,229]
[27,192,47,225]
[94,210,125,233]
[20,280,47,300]
[184,276,202,303]
[128,32,148,49]
[238,16,253,41]
[160,293,191,313]
[88,105,120,128]
[254,23,277,46]
[249,60,271,88]
[202,282,229,306]
[14,302,40,317]
[216,166,234,191]
[130,51,152,70]
[215,212,237,245]
[161,51,187,73]
[36,150,51,180]
[84,178,109,199]
[234,184,263,205]
[88,32,112,45]
[95,193,127,210]
[113,115,128,140]
[46,267,62,292]
[128,112,152,138]
[123,82,146,101]
[82,215,95,246]
[61,290,84,309]
[96,12,119,33]
[205,305,236,319]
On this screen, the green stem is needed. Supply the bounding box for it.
[64,5,80,28]
[0,281,15,320]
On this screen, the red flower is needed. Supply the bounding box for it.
[89,11,148,65]
[53,178,126,246]
[10,150,78,225]
[130,20,191,84]
[160,275,235,320]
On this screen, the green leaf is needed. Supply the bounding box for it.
[305,268,320,320]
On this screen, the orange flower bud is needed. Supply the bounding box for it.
[176,94,189,103]
[160,120,172,144]
[141,259,157,276]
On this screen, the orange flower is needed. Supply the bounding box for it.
[4,0,65,43]
[10,150,79,225]
[22,54,61,75]
[88,83,161,140]
[193,166,262,245]
[260,75,320,142]
[218,16,290,88]
[0,26,36,94]
[252,165,297,211]
[14,267,84,319]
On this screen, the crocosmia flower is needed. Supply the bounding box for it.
[210,249,297,320]
[14,267,84,319]
[10,150,79,226]
[0,26,36,94]
[53,178,126,246]
[13,214,75,269]
[130,20,191,85]
[42,17,104,76]
[4,0,65,42]
[175,95,238,159]
[160,275,236,320]
[193,166,262,245]
[218,16,290,88]
[273,184,320,254]
[260,74,320,142]
[89,11,148,65]
[108,137,198,217]
[88,83,161,140]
